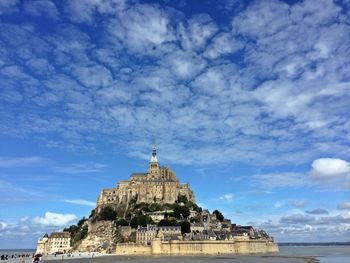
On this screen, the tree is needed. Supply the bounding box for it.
[213,210,224,222]
[130,215,154,228]
[99,206,117,221]
[89,209,95,218]
[149,203,162,212]
[115,218,129,226]
[72,225,88,245]
[178,221,191,234]
[77,217,86,227]
[173,204,190,219]
[189,216,200,223]
[177,195,188,204]
[192,203,202,213]
[63,225,79,237]
[158,219,177,226]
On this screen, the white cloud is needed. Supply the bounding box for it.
[306,208,329,215]
[219,193,234,202]
[54,162,107,174]
[0,156,45,168]
[252,172,307,189]
[337,202,350,210]
[252,158,350,190]
[0,0,19,15]
[23,0,60,20]
[73,65,112,89]
[311,158,350,178]
[0,0,349,169]
[64,0,129,23]
[0,221,8,231]
[204,32,243,59]
[179,14,218,51]
[62,199,96,207]
[33,212,77,227]
[108,4,174,54]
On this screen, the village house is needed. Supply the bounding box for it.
[36,232,71,255]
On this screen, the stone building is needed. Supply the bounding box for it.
[96,145,195,212]
[136,225,182,245]
[136,225,158,245]
[36,232,71,254]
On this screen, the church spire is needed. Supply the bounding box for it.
[150,144,158,163]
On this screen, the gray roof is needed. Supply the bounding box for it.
[131,173,148,177]
[50,232,70,238]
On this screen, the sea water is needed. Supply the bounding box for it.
[279,245,350,262]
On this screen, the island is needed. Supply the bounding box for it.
[36,145,278,256]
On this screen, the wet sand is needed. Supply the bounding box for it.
[46,254,318,263]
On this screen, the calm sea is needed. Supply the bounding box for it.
[279,245,350,263]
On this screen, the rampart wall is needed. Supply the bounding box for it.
[115,237,278,256]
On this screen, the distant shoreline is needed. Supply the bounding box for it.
[278,242,350,246]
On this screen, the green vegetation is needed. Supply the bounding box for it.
[178,221,191,234]
[63,217,88,246]
[213,210,224,222]
[99,206,117,221]
[173,204,190,219]
[158,218,178,226]
[114,230,124,243]
[72,225,88,244]
[130,215,154,228]
[115,218,129,226]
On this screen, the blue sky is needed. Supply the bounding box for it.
[0,0,350,248]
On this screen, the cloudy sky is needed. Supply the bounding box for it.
[0,0,350,248]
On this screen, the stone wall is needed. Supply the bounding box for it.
[116,243,152,255]
[115,237,278,256]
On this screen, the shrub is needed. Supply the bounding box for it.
[158,219,178,226]
[99,206,117,221]
[173,204,190,219]
[178,221,191,234]
[213,210,224,222]
[115,218,129,226]
[72,225,88,245]
[130,215,154,228]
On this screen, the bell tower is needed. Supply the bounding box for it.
[148,144,160,179]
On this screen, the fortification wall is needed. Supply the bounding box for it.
[115,238,278,255]
[116,243,152,255]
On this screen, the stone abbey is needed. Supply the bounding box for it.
[96,145,196,212]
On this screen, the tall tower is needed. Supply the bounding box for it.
[148,144,160,178]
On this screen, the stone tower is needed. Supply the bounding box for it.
[148,144,160,179]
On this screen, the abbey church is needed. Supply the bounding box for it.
[96,145,196,211]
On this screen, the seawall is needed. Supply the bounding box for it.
[115,237,279,255]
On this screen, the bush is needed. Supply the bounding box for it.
[99,206,117,221]
[116,218,129,226]
[77,217,86,227]
[130,215,154,228]
[72,225,88,245]
[149,203,162,212]
[177,195,188,204]
[173,204,190,219]
[189,216,200,223]
[213,210,224,222]
[63,225,79,237]
[158,219,178,226]
[178,221,191,234]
